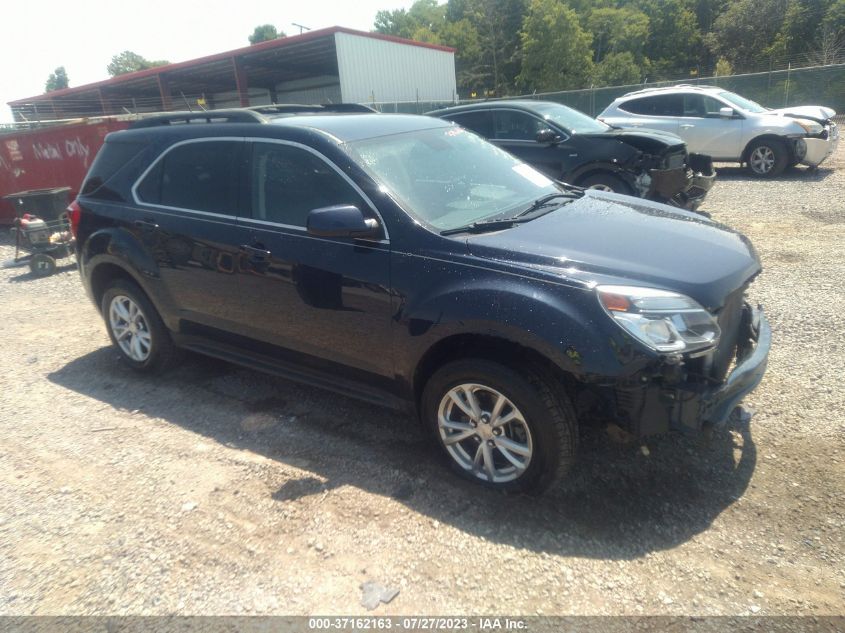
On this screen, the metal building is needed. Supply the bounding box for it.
[7,27,457,121]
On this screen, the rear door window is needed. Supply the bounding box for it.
[447,111,495,138]
[136,140,240,214]
[619,95,683,117]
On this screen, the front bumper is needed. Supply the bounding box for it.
[614,304,771,436]
[648,153,716,211]
[801,122,839,167]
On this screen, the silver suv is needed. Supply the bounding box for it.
[599,85,838,177]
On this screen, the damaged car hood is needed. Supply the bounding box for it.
[768,105,837,124]
[465,190,760,310]
[577,127,687,151]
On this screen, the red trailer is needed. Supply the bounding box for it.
[0,117,130,224]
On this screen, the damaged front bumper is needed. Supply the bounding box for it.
[647,153,716,211]
[614,304,770,437]
[799,121,839,167]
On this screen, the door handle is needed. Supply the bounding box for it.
[680,124,695,129]
[239,244,272,259]
[134,219,159,230]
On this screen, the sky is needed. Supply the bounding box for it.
[0,0,417,123]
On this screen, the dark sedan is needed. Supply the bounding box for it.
[428,100,716,211]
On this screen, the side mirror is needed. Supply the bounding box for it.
[536,128,560,144]
[719,107,736,118]
[306,205,380,239]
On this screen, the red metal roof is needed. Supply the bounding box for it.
[8,26,456,105]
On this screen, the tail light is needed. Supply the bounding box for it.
[67,199,81,238]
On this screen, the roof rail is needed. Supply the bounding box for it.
[248,103,378,115]
[127,104,378,129]
[129,109,266,129]
[624,83,723,97]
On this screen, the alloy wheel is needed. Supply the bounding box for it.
[109,295,152,362]
[749,146,776,174]
[437,383,533,483]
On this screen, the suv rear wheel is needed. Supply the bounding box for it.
[746,138,788,177]
[101,279,178,373]
[421,359,577,492]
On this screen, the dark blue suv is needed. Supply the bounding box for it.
[72,107,770,492]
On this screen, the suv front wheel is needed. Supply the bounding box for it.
[101,278,178,373]
[746,138,788,177]
[422,359,577,492]
[577,172,633,195]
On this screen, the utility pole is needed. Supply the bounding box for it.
[292,23,311,34]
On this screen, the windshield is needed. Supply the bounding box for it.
[718,90,768,113]
[345,126,561,231]
[531,102,610,134]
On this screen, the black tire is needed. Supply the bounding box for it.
[100,278,179,373]
[421,359,578,493]
[745,138,788,177]
[578,172,633,195]
[29,253,56,277]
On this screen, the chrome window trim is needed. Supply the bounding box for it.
[131,136,389,242]
[131,137,245,218]
[241,138,389,242]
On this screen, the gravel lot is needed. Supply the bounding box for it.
[1,145,843,617]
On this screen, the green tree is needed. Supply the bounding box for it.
[774,0,832,58]
[594,52,642,86]
[706,0,788,72]
[827,0,845,34]
[453,0,528,95]
[45,66,69,92]
[638,0,703,79]
[714,56,733,76]
[248,24,286,45]
[107,51,170,77]
[517,0,594,92]
[439,18,484,94]
[374,0,445,38]
[586,7,650,64]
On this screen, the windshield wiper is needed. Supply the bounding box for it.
[441,193,580,236]
[515,191,581,217]
[440,217,527,236]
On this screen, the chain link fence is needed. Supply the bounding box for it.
[372,63,845,118]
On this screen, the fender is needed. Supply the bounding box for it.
[392,262,654,389]
[80,226,180,329]
[565,160,638,188]
[741,133,799,162]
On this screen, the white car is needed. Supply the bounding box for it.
[599,85,839,177]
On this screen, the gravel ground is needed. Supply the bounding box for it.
[0,146,843,617]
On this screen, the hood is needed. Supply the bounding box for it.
[465,191,760,310]
[579,127,686,152]
[769,105,836,124]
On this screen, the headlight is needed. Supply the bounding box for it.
[597,285,720,353]
[794,119,823,135]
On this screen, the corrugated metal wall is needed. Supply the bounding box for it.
[334,33,457,105]
[212,89,273,109]
[275,76,342,105]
